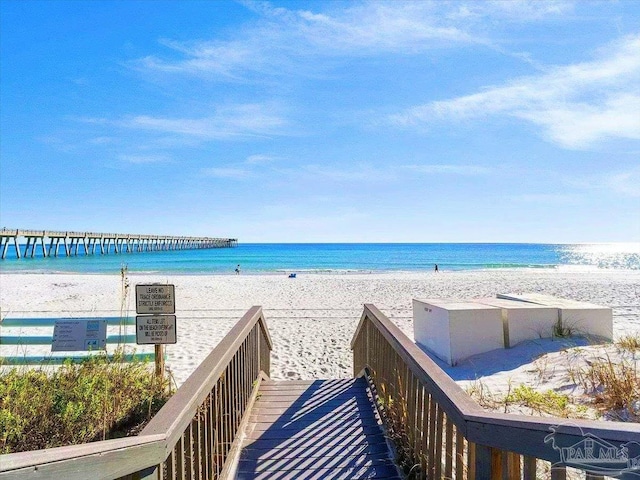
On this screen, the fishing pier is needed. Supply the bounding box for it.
[0,228,237,259]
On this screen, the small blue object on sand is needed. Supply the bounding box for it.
[288,273,297,278]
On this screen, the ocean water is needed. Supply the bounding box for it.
[0,243,638,274]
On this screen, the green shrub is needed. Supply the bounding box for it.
[0,351,173,454]
[505,385,573,417]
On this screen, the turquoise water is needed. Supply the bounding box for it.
[1,243,638,274]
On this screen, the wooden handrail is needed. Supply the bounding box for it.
[141,306,270,449]
[0,306,272,480]
[352,304,481,432]
[352,304,640,479]
[0,435,166,478]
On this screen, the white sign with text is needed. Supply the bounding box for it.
[136,315,177,345]
[51,319,107,352]
[135,284,175,314]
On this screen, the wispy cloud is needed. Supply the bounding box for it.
[281,162,494,183]
[119,103,288,140]
[200,153,279,180]
[510,193,582,204]
[135,3,472,78]
[297,164,392,182]
[198,159,492,185]
[448,0,574,22]
[252,202,371,233]
[565,166,640,197]
[201,167,252,179]
[604,167,640,197]
[89,136,115,145]
[402,164,493,175]
[246,154,277,165]
[292,2,476,53]
[133,1,569,80]
[119,154,171,164]
[389,34,640,149]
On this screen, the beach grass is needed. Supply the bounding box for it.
[0,350,173,454]
[617,333,640,352]
[577,352,639,420]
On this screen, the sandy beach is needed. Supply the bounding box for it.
[2,268,638,400]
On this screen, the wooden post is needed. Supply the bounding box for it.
[155,344,164,379]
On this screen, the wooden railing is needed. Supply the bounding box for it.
[352,304,639,480]
[0,306,272,480]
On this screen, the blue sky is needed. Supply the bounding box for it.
[1,0,639,243]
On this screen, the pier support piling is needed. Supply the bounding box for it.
[0,228,237,260]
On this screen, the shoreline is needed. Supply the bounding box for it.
[1,265,638,276]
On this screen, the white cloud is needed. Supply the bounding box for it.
[252,203,371,233]
[389,34,640,149]
[120,103,288,140]
[510,193,582,204]
[298,164,392,182]
[133,1,575,80]
[565,166,640,197]
[602,167,640,197]
[275,162,493,183]
[136,1,542,79]
[118,154,170,164]
[245,154,277,165]
[89,136,115,145]
[294,2,476,53]
[449,0,574,22]
[402,164,492,175]
[201,167,252,179]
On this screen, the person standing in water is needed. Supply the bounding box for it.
[434,264,439,272]
[235,264,240,275]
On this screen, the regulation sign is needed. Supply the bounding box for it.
[51,319,107,352]
[136,284,175,314]
[136,315,177,345]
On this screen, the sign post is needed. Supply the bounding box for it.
[135,284,176,379]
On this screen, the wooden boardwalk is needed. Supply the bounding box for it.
[237,378,401,479]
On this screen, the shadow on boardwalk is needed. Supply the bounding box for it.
[237,378,402,479]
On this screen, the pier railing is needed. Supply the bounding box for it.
[0,228,237,259]
[352,304,639,480]
[0,306,272,480]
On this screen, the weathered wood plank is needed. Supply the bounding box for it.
[247,416,380,432]
[236,464,401,480]
[250,398,374,413]
[238,453,393,472]
[238,380,400,479]
[255,392,372,402]
[260,379,354,389]
[242,434,388,451]
[240,442,390,460]
[244,424,384,440]
[249,408,377,423]
[0,435,165,480]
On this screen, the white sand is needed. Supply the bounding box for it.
[1,269,639,419]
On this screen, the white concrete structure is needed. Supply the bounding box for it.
[413,299,503,366]
[472,297,559,347]
[496,293,613,341]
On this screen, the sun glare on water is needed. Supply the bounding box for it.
[559,243,640,270]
